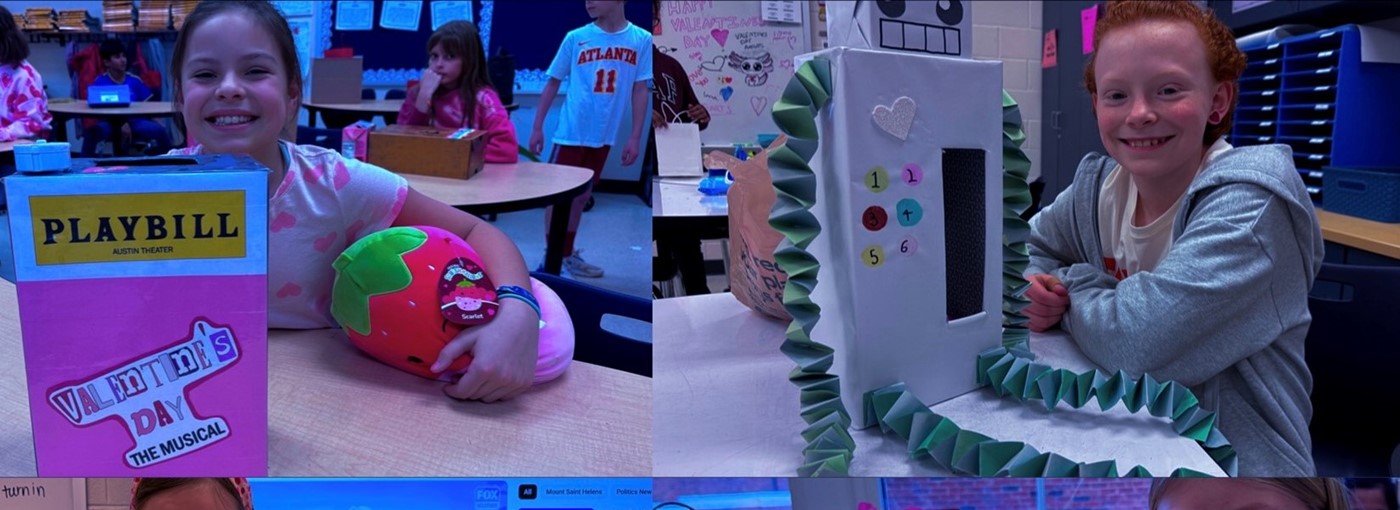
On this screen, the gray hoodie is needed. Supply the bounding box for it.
[1027,143,1324,476]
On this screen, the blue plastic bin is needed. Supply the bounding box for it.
[13,140,72,174]
[1322,166,1400,223]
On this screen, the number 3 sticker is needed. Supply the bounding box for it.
[861,245,885,268]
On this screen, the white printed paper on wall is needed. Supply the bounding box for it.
[380,1,424,31]
[431,1,473,30]
[335,0,373,31]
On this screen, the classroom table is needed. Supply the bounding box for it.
[1316,210,1400,261]
[0,279,651,476]
[47,101,177,156]
[399,162,594,275]
[302,100,405,127]
[652,293,1227,477]
[652,176,729,235]
[302,100,520,128]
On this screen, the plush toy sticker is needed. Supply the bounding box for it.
[438,257,498,326]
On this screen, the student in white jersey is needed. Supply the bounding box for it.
[528,0,652,278]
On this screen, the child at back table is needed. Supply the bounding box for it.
[397,20,518,164]
[168,0,562,402]
[1023,0,1323,475]
[0,5,52,143]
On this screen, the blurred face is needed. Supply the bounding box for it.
[586,0,623,19]
[178,12,296,165]
[139,480,240,510]
[1092,20,1232,184]
[428,43,463,88]
[1155,480,1310,510]
[1353,487,1389,510]
[104,52,127,74]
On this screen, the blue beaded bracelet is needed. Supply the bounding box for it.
[496,285,541,319]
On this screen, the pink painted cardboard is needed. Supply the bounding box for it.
[19,276,267,476]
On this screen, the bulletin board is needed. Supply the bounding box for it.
[0,479,85,510]
[654,0,811,146]
[327,0,652,90]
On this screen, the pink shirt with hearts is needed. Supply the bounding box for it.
[169,141,408,329]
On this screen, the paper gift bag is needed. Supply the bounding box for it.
[793,47,1003,428]
[4,154,269,476]
[714,135,792,321]
[654,122,703,177]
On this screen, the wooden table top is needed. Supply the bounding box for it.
[1317,210,1400,260]
[401,162,594,210]
[302,100,405,114]
[0,279,651,476]
[47,101,176,117]
[0,140,33,153]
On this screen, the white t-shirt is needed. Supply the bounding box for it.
[1098,138,1232,280]
[545,22,653,148]
[170,141,409,328]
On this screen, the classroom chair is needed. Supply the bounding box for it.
[1304,262,1400,476]
[531,271,651,378]
[295,125,343,152]
[361,88,376,100]
[385,89,407,100]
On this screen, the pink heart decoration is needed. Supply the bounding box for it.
[345,219,366,242]
[332,161,351,190]
[270,212,296,233]
[276,282,302,298]
[711,28,730,46]
[313,231,339,252]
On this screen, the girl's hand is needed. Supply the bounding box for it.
[433,299,540,402]
[652,109,668,130]
[420,69,443,94]
[1023,273,1070,332]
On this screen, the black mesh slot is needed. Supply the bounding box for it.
[942,148,985,322]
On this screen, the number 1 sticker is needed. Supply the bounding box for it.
[864,166,889,193]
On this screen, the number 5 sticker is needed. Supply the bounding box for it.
[861,245,885,268]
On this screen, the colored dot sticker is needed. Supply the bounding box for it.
[864,166,890,193]
[861,245,885,268]
[862,205,888,231]
[903,163,924,186]
[898,235,918,256]
[896,198,924,227]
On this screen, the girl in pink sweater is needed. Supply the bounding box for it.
[398,20,519,163]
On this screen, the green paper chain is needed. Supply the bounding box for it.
[766,57,854,477]
[1002,90,1033,352]
[860,347,1237,477]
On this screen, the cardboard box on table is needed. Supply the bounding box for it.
[4,154,269,476]
[309,56,364,104]
[368,124,487,179]
[794,45,1003,429]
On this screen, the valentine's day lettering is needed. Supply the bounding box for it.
[47,319,241,469]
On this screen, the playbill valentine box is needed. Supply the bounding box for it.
[4,154,268,476]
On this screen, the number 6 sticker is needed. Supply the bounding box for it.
[899,235,918,256]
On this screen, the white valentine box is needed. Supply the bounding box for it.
[796,46,1003,428]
